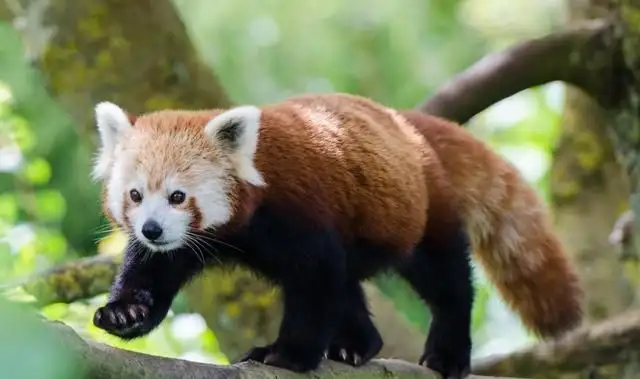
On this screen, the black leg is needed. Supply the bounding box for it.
[93,238,204,339]
[232,221,349,372]
[327,280,383,366]
[398,222,473,379]
[238,268,348,372]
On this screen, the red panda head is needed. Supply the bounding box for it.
[92,102,265,252]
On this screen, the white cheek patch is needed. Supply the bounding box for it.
[193,175,233,229]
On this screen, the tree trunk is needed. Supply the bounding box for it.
[549,87,634,321]
[548,0,636,323]
[0,0,423,362]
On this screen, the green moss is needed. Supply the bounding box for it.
[574,131,604,171]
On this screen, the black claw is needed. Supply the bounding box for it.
[93,301,151,339]
[236,344,273,364]
[327,325,383,367]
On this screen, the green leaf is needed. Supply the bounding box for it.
[7,116,34,152]
[21,157,52,185]
[0,193,18,224]
[33,190,66,222]
[33,229,67,261]
[0,298,80,379]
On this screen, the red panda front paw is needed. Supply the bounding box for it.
[93,301,150,339]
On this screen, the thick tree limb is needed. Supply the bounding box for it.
[420,19,622,124]
[0,294,515,379]
[472,310,640,378]
[18,254,121,306]
[21,309,506,379]
[18,257,640,378]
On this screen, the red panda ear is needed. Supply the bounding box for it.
[94,101,134,148]
[204,106,261,150]
[92,102,135,181]
[204,106,265,186]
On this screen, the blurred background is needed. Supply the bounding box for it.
[0,0,637,378]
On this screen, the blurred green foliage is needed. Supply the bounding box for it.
[0,298,79,379]
[0,0,564,368]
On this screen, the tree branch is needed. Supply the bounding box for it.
[472,310,640,378]
[18,254,121,306]
[30,310,508,379]
[420,19,622,123]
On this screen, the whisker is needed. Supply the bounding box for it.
[183,236,206,265]
[185,232,222,265]
[190,229,244,253]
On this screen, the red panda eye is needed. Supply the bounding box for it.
[129,189,142,203]
[169,190,186,205]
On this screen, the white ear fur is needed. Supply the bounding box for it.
[204,106,265,187]
[91,102,133,181]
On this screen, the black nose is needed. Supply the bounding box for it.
[141,220,163,241]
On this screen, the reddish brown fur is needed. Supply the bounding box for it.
[401,110,584,337]
[251,94,430,255]
[187,197,203,229]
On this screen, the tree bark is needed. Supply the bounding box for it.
[419,19,620,122]
[546,0,636,324]
[472,310,640,378]
[549,86,634,321]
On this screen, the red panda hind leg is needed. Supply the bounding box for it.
[326,280,383,365]
[397,217,473,379]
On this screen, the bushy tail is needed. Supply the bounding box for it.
[402,110,584,338]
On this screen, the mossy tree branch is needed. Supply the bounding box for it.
[472,310,640,378]
[0,297,511,379]
[15,258,640,378]
[419,19,623,124]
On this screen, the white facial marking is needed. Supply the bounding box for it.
[132,192,190,252]
[204,106,266,187]
[92,102,133,181]
[191,169,233,229]
[107,166,234,253]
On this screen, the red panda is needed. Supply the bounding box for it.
[91,92,583,378]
